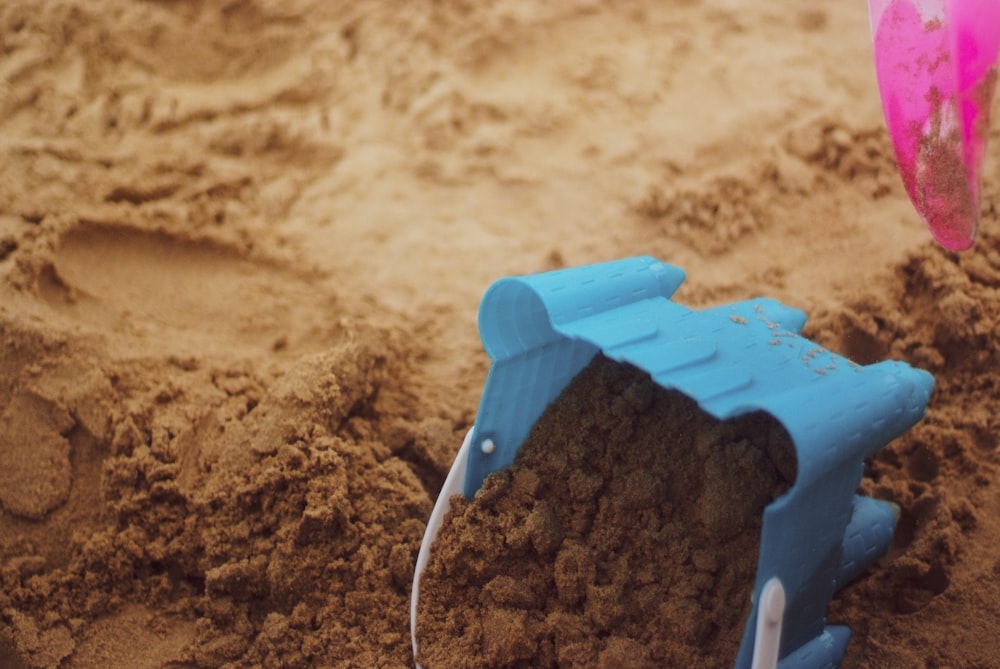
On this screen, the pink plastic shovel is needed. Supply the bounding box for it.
[869,0,1000,250]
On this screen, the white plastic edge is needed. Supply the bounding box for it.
[750,577,786,669]
[410,427,473,668]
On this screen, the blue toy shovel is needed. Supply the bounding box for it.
[411,257,933,669]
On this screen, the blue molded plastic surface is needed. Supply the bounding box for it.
[463,256,933,669]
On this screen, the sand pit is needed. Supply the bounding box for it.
[1,1,999,668]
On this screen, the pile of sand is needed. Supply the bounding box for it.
[1,1,999,668]
[417,354,795,668]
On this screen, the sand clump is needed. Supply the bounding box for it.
[0,320,448,668]
[417,354,795,668]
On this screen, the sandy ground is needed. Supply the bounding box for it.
[1,1,999,668]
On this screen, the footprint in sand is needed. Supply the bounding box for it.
[42,222,335,357]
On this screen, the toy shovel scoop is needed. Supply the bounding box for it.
[869,0,1000,250]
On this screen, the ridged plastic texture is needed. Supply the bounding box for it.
[464,257,933,669]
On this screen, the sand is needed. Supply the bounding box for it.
[1,1,999,668]
[416,354,795,668]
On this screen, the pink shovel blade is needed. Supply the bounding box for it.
[869,0,1000,250]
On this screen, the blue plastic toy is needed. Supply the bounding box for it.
[411,256,934,669]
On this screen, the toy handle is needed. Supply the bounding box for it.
[868,0,1000,250]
